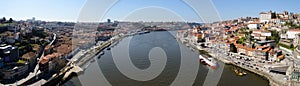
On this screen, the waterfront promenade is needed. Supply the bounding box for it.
[177,30,292,86]
[35,32,135,85]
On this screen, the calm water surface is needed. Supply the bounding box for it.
[63,31,268,86]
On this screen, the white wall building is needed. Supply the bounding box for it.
[251,30,271,40]
[293,34,300,46]
[247,23,259,29]
[252,30,272,37]
[286,29,300,39]
[260,12,272,23]
[260,11,276,23]
[280,34,288,39]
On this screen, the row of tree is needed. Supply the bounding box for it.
[0,17,13,23]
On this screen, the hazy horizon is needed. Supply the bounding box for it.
[1,0,299,22]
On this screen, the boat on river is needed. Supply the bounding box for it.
[199,55,218,69]
[233,67,247,76]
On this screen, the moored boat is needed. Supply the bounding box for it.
[107,47,111,50]
[98,51,104,59]
[100,51,104,55]
[199,55,218,69]
[91,59,95,62]
[233,67,247,76]
[144,31,150,33]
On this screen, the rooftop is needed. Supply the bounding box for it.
[260,12,267,14]
[39,53,60,64]
[287,29,300,32]
[277,54,285,59]
[0,44,12,50]
[56,44,72,55]
[21,52,36,60]
[262,47,271,52]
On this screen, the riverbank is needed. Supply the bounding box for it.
[61,31,271,86]
[210,51,287,86]
[53,31,152,85]
[229,63,283,86]
[194,46,282,86]
[215,55,283,86]
[176,31,285,86]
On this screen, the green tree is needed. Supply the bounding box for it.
[240,28,247,32]
[2,17,6,22]
[285,21,296,27]
[290,44,294,49]
[294,26,300,29]
[0,17,5,23]
[8,18,13,23]
[267,30,280,43]
[237,37,246,44]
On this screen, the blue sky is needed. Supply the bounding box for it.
[0,0,299,22]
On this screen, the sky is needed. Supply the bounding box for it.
[0,0,299,22]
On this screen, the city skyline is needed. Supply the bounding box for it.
[0,0,300,22]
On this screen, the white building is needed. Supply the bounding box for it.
[251,30,271,40]
[286,29,300,39]
[270,26,281,32]
[293,34,300,46]
[280,34,288,39]
[252,30,272,37]
[260,12,271,23]
[270,19,283,25]
[247,23,259,29]
[260,11,276,23]
[192,28,198,33]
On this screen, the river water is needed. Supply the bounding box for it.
[63,31,268,86]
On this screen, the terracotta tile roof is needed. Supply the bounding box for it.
[252,33,261,37]
[45,45,53,51]
[239,34,245,36]
[260,12,267,14]
[56,44,72,55]
[235,44,255,51]
[262,47,271,52]
[282,18,289,20]
[234,36,239,40]
[225,30,230,32]
[245,46,254,51]
[288,29,300,32]
[229,27,238,31]
[235,44,243,48]
[268,49,274,53]
[248,22,259,24]
[39,53,61,64]
[40,57,49,64]
[197,34,203,38]
[277,55,284,60]
[256,45,268,49]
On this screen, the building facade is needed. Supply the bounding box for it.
[0,44,19,63]
[260,11,276,23]
[0,63,29,80]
